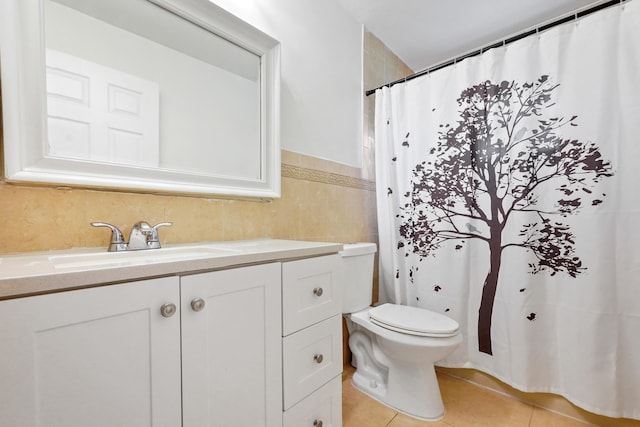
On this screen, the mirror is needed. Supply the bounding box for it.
[0,0,281,198]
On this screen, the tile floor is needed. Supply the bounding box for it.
[342,366,590,427]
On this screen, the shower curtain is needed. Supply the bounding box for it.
[374,0,640,419]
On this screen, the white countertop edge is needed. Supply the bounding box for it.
[0,239,344,299]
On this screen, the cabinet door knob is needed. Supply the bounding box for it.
[160,303,177,318]
[313,419,323,427]
[314,353,324,364]
[191,298,205,312]
[313,287,323,297]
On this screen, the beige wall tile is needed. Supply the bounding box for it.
[0,153,377,254]
[298,154,361,179]
[222,199,265,240]
[281,149,303,167]
[364,30,413,92]
[296,180,330,241]
[164,197,225,244]
[272,177,302,239]
[0,186,87,252]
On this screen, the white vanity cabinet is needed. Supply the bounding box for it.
[0,277,183,427]
[281,254,343,427]
[0,264,283,427]
[0,239,344,427]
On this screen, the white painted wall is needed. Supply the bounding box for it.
[210,0,364,168]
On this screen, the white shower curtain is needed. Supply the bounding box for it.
[374,0,640,419]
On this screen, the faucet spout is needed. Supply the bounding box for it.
[127,221,154,250]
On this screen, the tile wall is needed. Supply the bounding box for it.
[0,149,377,253]
[363,31,414,181]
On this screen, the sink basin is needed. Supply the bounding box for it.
[49,245,241,269]
[204,239,303,251]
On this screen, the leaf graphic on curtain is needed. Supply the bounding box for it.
[398,75,614,355]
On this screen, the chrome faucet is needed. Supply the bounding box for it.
[91,221,172,252]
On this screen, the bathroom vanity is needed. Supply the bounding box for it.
[0,239,343,427]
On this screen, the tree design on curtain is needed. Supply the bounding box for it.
[399,76,614,355]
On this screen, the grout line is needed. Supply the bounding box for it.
[385,413,399,426]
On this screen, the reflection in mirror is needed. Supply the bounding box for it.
[45,0,260,179]
[0,0,280,198]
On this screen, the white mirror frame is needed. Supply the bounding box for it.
[0,0,281,198]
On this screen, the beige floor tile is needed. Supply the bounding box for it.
[529,406,590,427]
[341,366,613,427]
[432,373,534,427]
[386,412,453,427]
[342,375,396,427]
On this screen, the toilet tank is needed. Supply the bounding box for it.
[340,242,377,313]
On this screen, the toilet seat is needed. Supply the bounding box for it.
[369,304,459,337]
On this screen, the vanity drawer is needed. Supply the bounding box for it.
[282,254,342,336]
[282,315,342,410]
[283,375,342,427]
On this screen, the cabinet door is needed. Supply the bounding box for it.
[181,263,282,427]
[0,277,182,427]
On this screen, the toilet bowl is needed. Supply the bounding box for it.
[340,243,462,421]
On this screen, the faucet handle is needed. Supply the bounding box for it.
[151,222,173,233]
[91,222,127,252]
[148,222,173,248]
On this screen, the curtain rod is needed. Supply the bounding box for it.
[365,0,627,96]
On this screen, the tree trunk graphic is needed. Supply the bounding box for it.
[478,236,502,355]
[398,76,614,355]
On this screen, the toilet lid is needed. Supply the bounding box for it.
[369,304,459,337]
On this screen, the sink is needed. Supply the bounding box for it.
[204,239,301,251]
[49,245,241,269]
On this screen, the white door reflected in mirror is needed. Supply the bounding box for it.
[46,49,161,167]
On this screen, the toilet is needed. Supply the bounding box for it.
[340,242,462,421]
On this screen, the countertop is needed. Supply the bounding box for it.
[0,239,343,299]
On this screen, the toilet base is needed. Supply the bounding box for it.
[351,365,444,421]
[349,329,447,421]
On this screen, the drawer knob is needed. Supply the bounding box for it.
[160,303,177,318]
[313,287,324,297]
[314,353,324,364]
[313,420,323,427]
[191,298,206,312]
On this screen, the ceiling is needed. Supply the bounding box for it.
[335,0,606,71]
